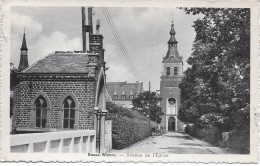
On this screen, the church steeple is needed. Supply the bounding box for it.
[163,23,182,62]
[20,31,28,51]
[18,31,29,72]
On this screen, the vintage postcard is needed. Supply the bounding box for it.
[0,0,259,163]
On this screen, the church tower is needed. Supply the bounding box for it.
[160,22,184,131]
[18,31,29,72]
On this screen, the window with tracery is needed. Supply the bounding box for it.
[35,95,47,128]
[63,96,75,129]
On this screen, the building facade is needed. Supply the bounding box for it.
[160,22,184,131]
[13,9,106,133]
[106,81,143,108]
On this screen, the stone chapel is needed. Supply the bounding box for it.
[13,7,106,133]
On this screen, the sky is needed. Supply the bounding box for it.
[11,7,202,91]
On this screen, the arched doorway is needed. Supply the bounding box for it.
[168,116,176,131]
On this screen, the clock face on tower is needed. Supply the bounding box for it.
[169,89,175,96]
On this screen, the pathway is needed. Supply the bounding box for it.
[111,132,230,154]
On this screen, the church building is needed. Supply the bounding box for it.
[160,22,184,131]
[12,7,106,133]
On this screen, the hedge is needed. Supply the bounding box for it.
[185,123,250,153]
[106,101,157,150]
[185,124,221,146]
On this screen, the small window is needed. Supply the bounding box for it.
[129,95,134,99]
[174,67,178,75]
[166,67,170,76]
[121,95,126,99]
[35,96,47,128]
[63,96,75,129]
[113,95,118,99]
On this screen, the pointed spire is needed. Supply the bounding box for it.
[18,29,29,72]
[168,23,178,44]
[20,30,28,51]
[164,22,182,62]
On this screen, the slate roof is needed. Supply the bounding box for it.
[20,33,28,51]
[163,23,182,63]
[106,82,143,100]
[23,52,90,73]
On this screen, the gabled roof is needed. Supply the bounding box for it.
[23,52,90,73]
[106,82,143,100]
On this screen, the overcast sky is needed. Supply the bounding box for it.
[11,7,202,91]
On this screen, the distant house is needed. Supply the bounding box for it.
[106,81,143,108]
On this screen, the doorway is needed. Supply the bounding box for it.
[168,117,176,131]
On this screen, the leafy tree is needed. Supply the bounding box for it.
[132,91,163,123]
[10,63,19,89]
[10,63,19,118]
[179,8,250,132]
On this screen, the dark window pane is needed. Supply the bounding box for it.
[42,119,46,128]
[36,101,41,108]
[36,109,41,118]
[70,109,75,118]
[63,119,68,128]
[71,100,75,108]
[64,109,69,118]
[70,120,74,129]
[36,119,41,127]
[42,109,47,118]
[174,67,178,75]
[167,67,170,76]
[64,100,69,108]
[42,100,47,108]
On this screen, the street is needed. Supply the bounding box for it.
[111,132,230,154]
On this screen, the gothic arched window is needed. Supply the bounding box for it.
[174,67,178,75]
[35,95,47,128]
[63,96,75,129]
[166,67,170,76]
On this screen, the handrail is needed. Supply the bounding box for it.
[11,130,96,153]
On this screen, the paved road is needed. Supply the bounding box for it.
[111,132,230,154]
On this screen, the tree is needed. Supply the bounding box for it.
[10,63,19,90]
[132,91,163,123]
[10,63,19,118]
[179,8,250,131]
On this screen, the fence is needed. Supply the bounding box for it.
[11,130,96,153]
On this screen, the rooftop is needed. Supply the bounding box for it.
[23,51,91,73]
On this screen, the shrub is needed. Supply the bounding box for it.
[220,126,250,154]
[184,124,221,146]
[106,101,157,150]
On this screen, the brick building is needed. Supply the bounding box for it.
[106,81,143,108]
[160,22,184,131]
[12,8,106,133]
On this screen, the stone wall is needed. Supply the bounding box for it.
[13,79,96,131]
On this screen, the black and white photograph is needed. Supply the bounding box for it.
[1,0,259,163]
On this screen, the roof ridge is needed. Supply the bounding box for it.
[22,52,55,72]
